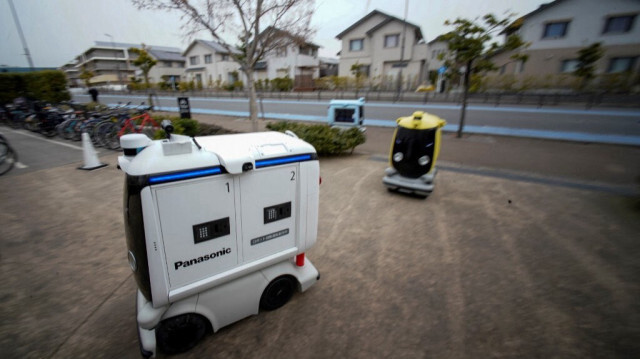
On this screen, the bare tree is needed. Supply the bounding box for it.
[133,0,315,132]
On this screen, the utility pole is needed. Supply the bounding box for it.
[8,0,35,70]
[395,0,409,101]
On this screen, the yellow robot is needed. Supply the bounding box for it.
[383,111,446,197]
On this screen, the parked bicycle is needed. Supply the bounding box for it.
[0,133,17,176]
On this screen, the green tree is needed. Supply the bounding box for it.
[79,66,94,88]
[350,62,366,92]
[129,44,158,107]
[573,42,604,91]
[440,14,528,138]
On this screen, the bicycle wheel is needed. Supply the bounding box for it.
[0,138,17,175]
[105,125,121,150]
[24,114,40,132]
[93,121,114,148]
[63,119,80,140]
[56,119,72,138]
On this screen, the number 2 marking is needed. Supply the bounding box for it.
[290,171,296,181]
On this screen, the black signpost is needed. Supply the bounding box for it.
[178,97,191,119]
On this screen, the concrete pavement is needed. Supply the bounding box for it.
[1,117,639,358]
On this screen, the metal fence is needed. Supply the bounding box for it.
[98,89,640,109]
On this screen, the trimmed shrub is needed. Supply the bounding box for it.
[151,115,200,139]
[197,123,238,136]
[151,115,237,139]
[0,70,70,104]
[270,76,293,92]
[266,121,365,156]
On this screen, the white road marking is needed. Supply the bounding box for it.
[14,161,28,169]
[7,129,83,150]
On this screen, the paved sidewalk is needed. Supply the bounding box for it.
[1,115,639,358]
[1,150,639,358]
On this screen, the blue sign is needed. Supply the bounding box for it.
[438,66,447,74]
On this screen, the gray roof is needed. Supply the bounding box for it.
[148,49,185,62]
[319,57,339,64]
[336,9,423,40]
[93,41,181,53]
[183,40,242,56]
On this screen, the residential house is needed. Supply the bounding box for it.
[60,60,81,87]
[425,34,450,91]
[493,0,640,80]
[146,48,185,89]
[182,40,242,88]
[335,9,429,88]
[253,27,320,90]
[69,41,184,87]
[319,57,339,77]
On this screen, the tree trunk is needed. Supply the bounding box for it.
[144,73,154,109]
[246,69,259,132]
[457,61,472,138]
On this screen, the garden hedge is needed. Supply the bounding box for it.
[266,121,366,155]
[0,70,70,104]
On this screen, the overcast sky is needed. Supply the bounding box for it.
[0,0,545,68]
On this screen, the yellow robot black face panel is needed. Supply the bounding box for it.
[383,112,446,197]
[389,111,446,178]
[391,126,437,178]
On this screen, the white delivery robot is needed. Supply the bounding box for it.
[118,127,320,357]
[327,97,366,130]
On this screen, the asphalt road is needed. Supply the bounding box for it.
[73,93,640,137]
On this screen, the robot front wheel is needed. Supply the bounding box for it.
[154,276,298,354]
[156,313,210,355]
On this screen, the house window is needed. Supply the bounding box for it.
[353,64,370,77]
[603,15,636,34]
[608,57,637,73]
[221,54,229,61]
[384,34,400,48]
[542,21,570,38]
[299,46,317,57]
[228,72,238,83]
[275,46,287,57]
[204,54,212,64]
[163,61,172,67]
[516,60,525,73]
[349,38,364,51]
[189,56,198,65]
[560,59,580,73]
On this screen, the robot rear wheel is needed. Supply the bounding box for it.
[260,276,297,311]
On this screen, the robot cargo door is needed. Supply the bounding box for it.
[240,164,298,262]
[155,176,238,290]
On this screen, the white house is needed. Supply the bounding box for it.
[494,0,640,77]
[335,9,429,87]
[253,27,320,90]
[65,41,184,88]
[146,48,185,87]
[182,40,242,87]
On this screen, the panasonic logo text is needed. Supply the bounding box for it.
[174,247,231,271]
